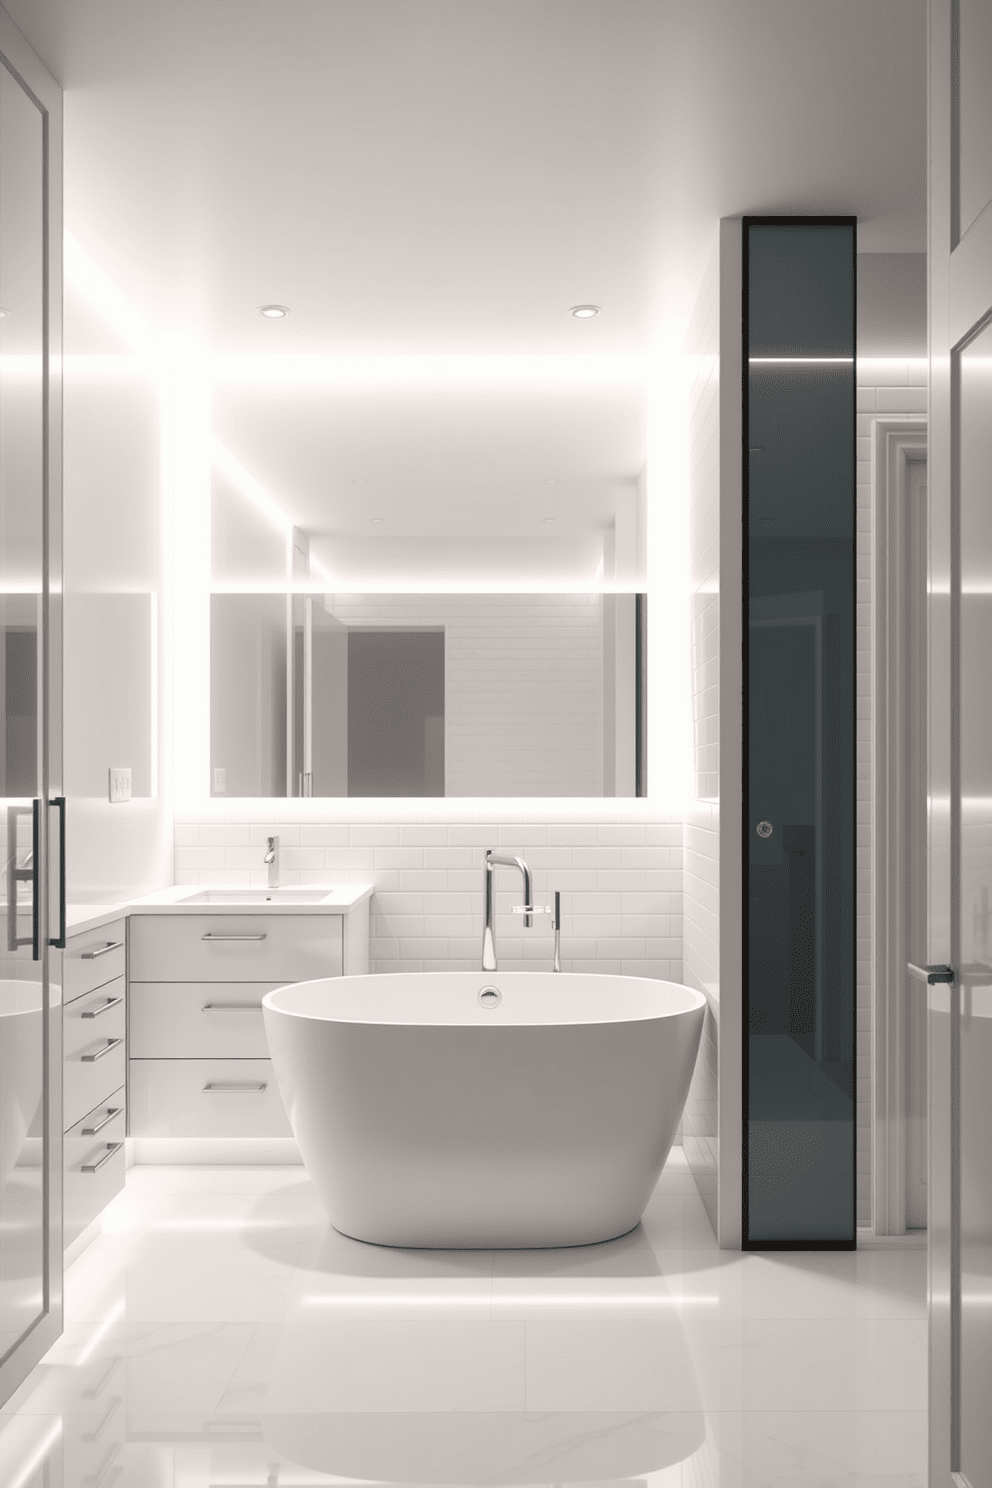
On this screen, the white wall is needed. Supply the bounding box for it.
[681,234,722,1234]
[63,311,172,902]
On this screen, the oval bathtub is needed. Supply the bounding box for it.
[262,972,705,1249]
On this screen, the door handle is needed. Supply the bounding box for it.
[49,796,66,949]
[907,962,956,984]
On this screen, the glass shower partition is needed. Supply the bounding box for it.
[0,17,64,1405]
[743,218,857,1248]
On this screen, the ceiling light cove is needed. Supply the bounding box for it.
[569,304,600,319]
[259,304,290,319]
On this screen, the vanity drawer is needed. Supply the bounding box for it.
[64,918,127,1003]
[64,1093,126,1248]
[64,977,126,1132]
[128,913,343,983]
[129,1059,292,1138]
[130,983,279,1059]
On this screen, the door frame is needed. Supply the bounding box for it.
[871,417,928,1236]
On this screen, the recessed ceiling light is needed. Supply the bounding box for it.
[369,516,385,525]
[569,304,600,319]
[544,478,558,486]
[541,517,555,526]
[259,304,289,319]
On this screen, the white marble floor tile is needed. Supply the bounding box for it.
[699,1409,927,1486]
[0,1156,931,1488]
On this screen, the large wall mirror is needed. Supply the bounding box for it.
[192,365,652,800]
[211,590,647,798]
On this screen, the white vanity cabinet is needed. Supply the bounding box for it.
[63,919,127,1249]
[127,907,362,1144]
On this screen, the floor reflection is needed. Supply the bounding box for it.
[0,1150,928,1487]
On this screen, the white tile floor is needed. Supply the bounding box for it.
[0,1150,927,1487]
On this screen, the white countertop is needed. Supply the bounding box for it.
[65,884,374,938]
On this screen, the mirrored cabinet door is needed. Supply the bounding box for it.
[0,16,63,1406]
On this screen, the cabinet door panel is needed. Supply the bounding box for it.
[129,1059,292,1138]
[63,920,126,1003]
[130,982,279,1058]
[129,914,343,982]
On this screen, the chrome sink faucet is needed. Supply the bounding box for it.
[482,849,533,971]
[264,835,279,888]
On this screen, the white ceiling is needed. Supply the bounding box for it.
[8,0,927,570]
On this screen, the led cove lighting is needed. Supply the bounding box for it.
[259,303,289,319]
[569,304,600,319]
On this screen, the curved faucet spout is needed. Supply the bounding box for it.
[482,850,533,971]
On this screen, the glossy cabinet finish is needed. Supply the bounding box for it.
[130,1059,292,1138]
[129,982,278,1058]
[63,977,126,1133]
[129,911,347,1142]
[63,1098,125,1250]
[62,919,126,1004]
[128,913,343,982]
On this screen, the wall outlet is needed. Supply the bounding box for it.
[213,766,227,794]
[109,767,131,803]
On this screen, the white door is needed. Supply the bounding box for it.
[928,2,992,1481]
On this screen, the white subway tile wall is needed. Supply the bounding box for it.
[175,811,683,980]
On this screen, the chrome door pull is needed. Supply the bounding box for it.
[82,1141,123,1173]
[81,1037,123,1062]
[82,995,124,1019]
[203,1081,267,1093]
[81,1107,121,1136]
[200,1003,262,1012]
[200,932,267,942]
[907,962,956,984]
[82,939,124,959]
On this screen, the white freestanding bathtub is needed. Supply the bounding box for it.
[263,972,705,1248]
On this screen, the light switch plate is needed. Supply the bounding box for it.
[213,766,227,794]
[109,767,131,803]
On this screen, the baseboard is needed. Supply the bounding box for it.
[64,1215,103,1269]
[857,1226,927,1249]
[130,1137,302,1165]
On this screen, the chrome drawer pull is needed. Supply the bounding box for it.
[81,940,124,960]
[203,1081,267,1093]
[82,995,124,1019]
[82,1141,123,1173]
[81,1037,123,1063]
[200,1002,262,1012]
[200,933,267,942]
[82,1107,121,1136]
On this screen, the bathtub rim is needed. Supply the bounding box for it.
[262,970,706,1030]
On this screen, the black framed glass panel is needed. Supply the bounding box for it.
[743,218,856,1248]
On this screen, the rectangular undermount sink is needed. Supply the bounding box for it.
[178,889,337,905]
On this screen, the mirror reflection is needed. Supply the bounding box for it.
[211,591,647,798]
